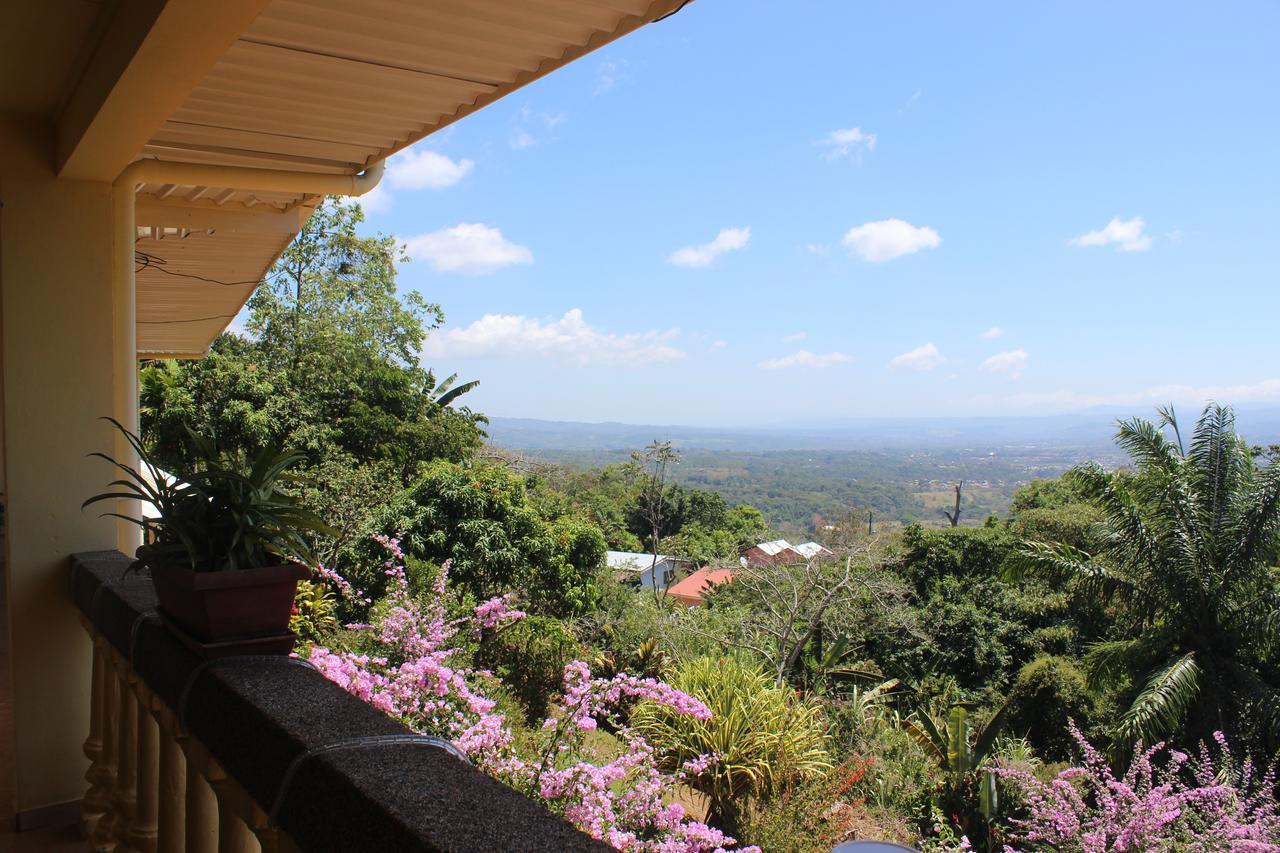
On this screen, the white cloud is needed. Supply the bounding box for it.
[668,227,751,268]
[359,147,473,213]
[422,309,684,367]
[391,147,474,190]
[782,332,807,343]
[402,223,533,275]
[817,127,877,161]
[805,243,830,256]
[890,343,945,372]
[1069,216,1152,252]
[981,326,1004,340]
[710,339,727,350]
[982,379,1280,412]
[594,58,629,95]
[510,107,566,149]
[759,350,852,370]
[842,219,941,263]
[982,349,1030,379]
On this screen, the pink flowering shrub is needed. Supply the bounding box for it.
[994,723,1280,852]
[305,537,758,852]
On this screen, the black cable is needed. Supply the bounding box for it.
[137,314,237,325]
[654,0,693,23]
[135,250,262,287]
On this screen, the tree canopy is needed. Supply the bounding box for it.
[1017,404,1280,755]
[139,198,488,559]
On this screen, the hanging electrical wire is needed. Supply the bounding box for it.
[137,314,237,325]
[134,250,264,287]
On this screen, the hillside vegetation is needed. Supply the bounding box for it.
[139,199,1280,851]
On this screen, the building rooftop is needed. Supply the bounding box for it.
[666,568,734,605]
[605,550,678,571]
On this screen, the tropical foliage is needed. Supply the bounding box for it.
[137,201,1280,850]
[85,418,327,572]
[633,655,830,838]
[139,198,487,560]
[344,458,608,617]
[1016,405,1280,755]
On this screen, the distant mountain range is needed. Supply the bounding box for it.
[487,407,1280,454]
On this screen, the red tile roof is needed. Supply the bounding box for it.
[666,568,735,606]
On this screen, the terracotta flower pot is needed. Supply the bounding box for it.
[151,563,310,655]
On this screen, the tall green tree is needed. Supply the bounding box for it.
[348,459,606,617]
[140,198,487,558]
[247,198,440,381]
[1016,404,1280,754]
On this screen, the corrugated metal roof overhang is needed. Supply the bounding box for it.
[132,0,692,356]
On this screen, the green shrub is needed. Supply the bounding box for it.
[475,615,580,725]
[823,705,938,832]
[290,580,338,644]
[1005,655,1095,761]
[633,656,830,838]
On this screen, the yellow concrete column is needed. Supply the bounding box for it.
[0,113,124,817]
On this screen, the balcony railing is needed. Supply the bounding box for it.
[71,551,612,852]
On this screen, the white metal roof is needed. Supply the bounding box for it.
[606,550,676,572]
[793,541,833,559]
[754,539,794,556]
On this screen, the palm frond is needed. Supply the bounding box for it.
[1115,415,1184,472]
[1155,404,1185,457]
[1190,403,1245,539]
[1113,653,1201,753]
[1068,464,1164,575]
[1231,461,1280,576]
[1011,540,1133,602]
[1081,636,1165,690]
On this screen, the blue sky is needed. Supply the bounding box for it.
[290,1,1280,426]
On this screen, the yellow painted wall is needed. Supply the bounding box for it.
[0,113,118,812]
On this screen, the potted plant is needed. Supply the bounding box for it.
[84,418,331,656]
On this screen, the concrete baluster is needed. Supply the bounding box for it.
[111,675,139,851]
[91,666,121,850]
[207,761,260,853]
[125,688,160,853]
[81,638,112,836]
[156,716,187,853]
[185,748,219,853]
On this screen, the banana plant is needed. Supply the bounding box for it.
[426,371,480,408]
[903,700,1010,819]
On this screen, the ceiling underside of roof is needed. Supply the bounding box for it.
[130,0,687,355]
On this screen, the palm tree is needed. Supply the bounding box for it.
[1015,404,1280,755]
